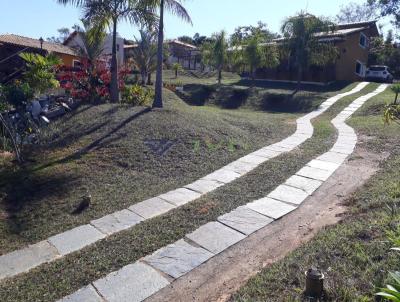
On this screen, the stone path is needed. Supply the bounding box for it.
[56,83,387,302]
[0,83,369,282]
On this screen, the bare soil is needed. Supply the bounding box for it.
[147,146,387,302]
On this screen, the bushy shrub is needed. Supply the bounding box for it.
[121,84,154,106]
[0,81,34,110]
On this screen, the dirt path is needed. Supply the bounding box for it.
[147,146,386,302]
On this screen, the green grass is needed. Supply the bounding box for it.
[0,89,297,255]
[231,86,400,302]
[0,83,373,302]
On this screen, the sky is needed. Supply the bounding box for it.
[0,0,394,41]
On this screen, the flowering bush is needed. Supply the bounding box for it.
[58,60,130,102]
[121,84,154,106]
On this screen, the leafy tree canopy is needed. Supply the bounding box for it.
[336,1,379,24]
[231,21,278,45]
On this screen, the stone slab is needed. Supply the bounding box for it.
[285,175,323,195]
[317,151,348,164]
[218,206,273,235]
[91,209,144,235]
[0,240,59,280]
[144,239,213,279]
[267,184,309,205]
[185,179,224,194]
[129,197,176,219]
[251,148,281,159]
[93,262,170,302]
[296,166,334,182]
[57,285,103,302]
[237,154,266,165]
[264,144,291,152]
[186,222,246,254]
[307,159,340,172]
[246,197,297,220]
[330,146,354,155]
[48,224,106,256]
[224,160,258,175]
[202,169,241,184]
[158,188,201,206]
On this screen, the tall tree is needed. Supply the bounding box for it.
[336,2,379,24]
[56,0,154,102]
[243,36,279,81]
[281,12,338,91]
[131,29,158,85]
[231,21,278,45]
[211,30,228,85]
[152,0,192,108]
[369,0,400,27]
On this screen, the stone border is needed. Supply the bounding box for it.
[56,84,387,302]
[0,82,369,282]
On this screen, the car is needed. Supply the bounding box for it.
[366,65,394,83]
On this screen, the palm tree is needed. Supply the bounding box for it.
[281,12,338,92]
[74,21,106,66]
[152,0,192,108]
[56,0,155,102]
[131,29,158,85]
[212,30,228,85]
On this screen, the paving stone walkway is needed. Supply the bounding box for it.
[56,83,387,302]
[0,83,369,282]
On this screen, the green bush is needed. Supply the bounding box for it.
[121,84,154,106]
[1,81,34,110]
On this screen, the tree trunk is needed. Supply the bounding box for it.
[395,92,398,104]
[153,0,164,108]
[175,69,178,78]
[295,64,303,94]
[218,67,222,85]
[141,71,147,86]
[147,73,152,85]
[110,19,119,102]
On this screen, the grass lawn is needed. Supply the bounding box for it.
[0,82,375,302]
[231,86,400,302]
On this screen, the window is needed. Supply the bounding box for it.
[355,61,366,76]
[359,33,368,48]
[73,60,82,69]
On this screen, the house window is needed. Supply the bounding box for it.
[355,61,366,76]
[359,33,368,48]
[73,60,82,69]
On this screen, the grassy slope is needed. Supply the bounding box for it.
[0,83,375,302]
[0,88,296,255]
[232,86,400,302]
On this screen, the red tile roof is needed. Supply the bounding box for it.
[0,34,78,56]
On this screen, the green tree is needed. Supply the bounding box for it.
[211,30,228,85]
[56,0,154,102]
[369,0,400,28]
[19,53,61,96]
[75,21,107,66]
[242,36,279,81]
[131,29,158,85]
[392,83,400,104]
[281,12,338,91]
[231,21,278,45]
[172,62,182,78]
[152,0,192,108]
[336,2,378,23]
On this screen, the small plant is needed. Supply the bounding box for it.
[121,84,154,106]
[384,103,400,125]
[376,271,400,302]
[391,84,400,104]
[172,63,182,78]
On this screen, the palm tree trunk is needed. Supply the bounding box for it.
[218,67,222,85]
[295,64,303,93]
[110,18,119,102]
[153,0,164,108]
[147,73,152,85]
[395,92,398,104]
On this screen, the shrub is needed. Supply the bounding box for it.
[1,81,34,111]
[121,84,154,106]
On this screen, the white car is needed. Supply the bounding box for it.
[366,66,394,83]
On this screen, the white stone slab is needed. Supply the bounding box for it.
[285,175,323,195]
[246,197,297,220]
[144,239,213,279]
[251,148,281,159]
[218,206,273,235]
[186,222,246,254]
[268,184,309,205]
[237,154,266,165]
[202,169,241,184]
[159,188,202,206]
[129,197,176,219]
[265,144,291,152]
[296,166,334,182]
[57,285,103,302]
[307,159,340,172]
[224,160,258,175]
[48,225,106,256]
[317,151,348,164]
[93,262,170,302]
[0,240,59,280]
[91,209,144,235]
[330,145,354,155]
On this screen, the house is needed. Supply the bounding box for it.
[0,34,80,83]
[64,31,125,66]
[257,20,380,83]
[165,40,201,70]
